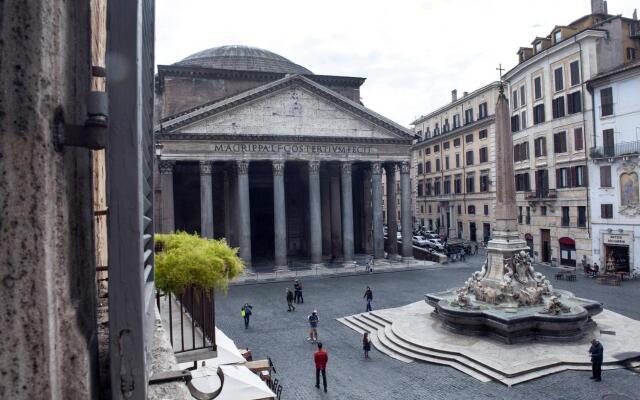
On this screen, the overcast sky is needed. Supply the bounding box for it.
[156,0,638,126]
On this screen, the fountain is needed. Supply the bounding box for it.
[425,83,602,344]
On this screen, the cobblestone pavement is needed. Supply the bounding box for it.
[216,253,640,400]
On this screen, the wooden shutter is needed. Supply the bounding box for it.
[603,129,615,156]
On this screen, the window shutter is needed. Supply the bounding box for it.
[556,169,562,188]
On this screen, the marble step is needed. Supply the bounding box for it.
[338,316,412,363]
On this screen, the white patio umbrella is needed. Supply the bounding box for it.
[215,365,275,400]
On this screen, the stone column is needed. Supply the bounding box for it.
[272,160,287,268]
[400,161,413,259]
[363,169,374,254]
[341,162,355,262]
[371,162,385,259]
[385,163,398,256]
[237,160,252,266]
[159,160,175,233]
[200,161,214,238]
[308,161,323,264]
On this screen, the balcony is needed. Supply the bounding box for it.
[526,189,557,201]
[590,141,640,160]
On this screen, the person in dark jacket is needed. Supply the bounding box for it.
[363,286,373,312]
[589,339,604,381]
[314,342,328,392]
[286,288,295,312]
[241,303,253,329]
[363,332,372,359]
[294,279,304,304]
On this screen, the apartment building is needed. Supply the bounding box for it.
[587,60,640,276]
[411,82,501,242]
[503,0,640,267]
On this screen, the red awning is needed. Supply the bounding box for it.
[559,237,575,246]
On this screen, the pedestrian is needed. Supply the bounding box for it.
[367,256,374,273]
[459,248,466,262]
[308,310,319,343]
[294,279,303,304]
[589,338,604,381]
[314,342,328,393]
[363,332,371,359]
[241,303,253,329]
[286,288,295,312]
[364,286,373,312]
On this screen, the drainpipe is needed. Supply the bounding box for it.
[577,38,593,246]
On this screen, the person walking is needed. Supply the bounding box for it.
[589,339,604,381]
[286,288,296,312]
[294,279,303,304]
[459,248,466,262]
[241,303,253,329]
[363,332,371,359]
[363,286,373,312]
[308,310,319,343]
[314,342,328,392]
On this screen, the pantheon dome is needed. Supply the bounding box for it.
[175,45,313,75]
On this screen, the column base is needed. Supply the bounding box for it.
[274,264,289,273]
[401,256,415,263]
[387,253,402,261]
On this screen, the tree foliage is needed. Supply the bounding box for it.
[154,232,244,294]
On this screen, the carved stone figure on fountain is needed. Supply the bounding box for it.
[540,296,571,315]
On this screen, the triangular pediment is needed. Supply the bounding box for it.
[157,75,413,142]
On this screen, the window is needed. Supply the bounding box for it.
[561,206,570,227]
[578,206,586,227]
[464,109,474,125]
[443,141,450,150]
[426,161,431,173]
[417,181,424,197]
[520,86,526,106]
[601,87,613,116]
[518,206,523,223]
[445,156,450,170]
[521,111,527,129]
[512,90,518,109]
[557,168,569,188]
[515,173,531,191]
[454,175,462,194]
[434,144,440,153]
[554,67,564,92]
[425,147,431,155]
[574,165,585,187]
[603,129,615,156]
[534,137,547,157]
[484,205,489,216]
[468,205,476,215]
[428,205,432,213]
[570,61,580,86]
[526,207,531,224]
[513,142,529,162]
[466,174,475,193]
[627,47,636,61]
[534,76,542,100]
[601,204,613,219]
[466,150,474,165]
[574,128,583,151]
[533,104,545,124]
[554,131,567,153]
[435,159,441,172]
[567,91,581,114]
[478,102,488,119]
[444,119,449,133]
[600,165,612,187]
[453,114,460,129]
[557,166,586,188]
[480,174,489,192]
[434,178,441,195]
[466,134,474,143]
[455,153,460,168]
[418,163,423,174]
[554,30,562,43]
[434,123,439,135]
[426,180,432,196]
[552,96,565,119]
[479,147,488,163]
[457,205,462,214]
[479,129,488,139]
[541,206,547,216]
[444,176,451,194]
[511,115,520,132]
[453,138,461,147]
[534,41,542,53]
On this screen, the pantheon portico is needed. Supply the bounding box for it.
[154,46,413,268]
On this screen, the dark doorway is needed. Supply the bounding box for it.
[541,229,551,263]
[173,162,201,234]
[605,245,630,272]
[285,162,309,259]
[469,222,477,242]
[483,223,491,243]
[525,233,534,257]
[249,162,274,263]
[559,237,576,267]
[457,221,463,239]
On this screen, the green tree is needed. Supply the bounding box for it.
[154,232,244,294]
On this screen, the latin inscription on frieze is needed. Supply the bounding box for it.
[209,142,374,155]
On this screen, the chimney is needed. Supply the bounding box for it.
[463,91,469,97]
[591,0,605,14]
[634,9,638,20]
[604,0,608,14]
[451,89,458,102]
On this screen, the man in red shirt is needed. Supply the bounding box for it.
[314,342,328,392]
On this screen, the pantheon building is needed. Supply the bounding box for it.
[154,45,413,268]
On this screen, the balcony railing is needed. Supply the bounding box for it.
[590,141,640,159]
[526,189,557,201]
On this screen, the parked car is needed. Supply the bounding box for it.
[396,232,402,240]
[412,235,428,247]
[426,238,445,251]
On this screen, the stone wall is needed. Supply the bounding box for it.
[0,1,99,398]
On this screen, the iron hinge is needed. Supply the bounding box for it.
[53,91,108,151]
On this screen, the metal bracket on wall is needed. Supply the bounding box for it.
[53,91,108,151]
[148,369,192,385]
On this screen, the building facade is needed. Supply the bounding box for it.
[155,46,415,268]
[587,60,640,275]
[411,83,501,242]
[503,1,640,267]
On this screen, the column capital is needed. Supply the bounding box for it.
[400,161,410,174]
[237,160,250,175]
[159,160,175,175]
[371,162,382,176]
[341,161,352,175]
[199,160,213,175]
[272,160,285,176]
[309,160,321,175]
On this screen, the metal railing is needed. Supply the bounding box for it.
[590,141,640,159]
[526,189,557,200]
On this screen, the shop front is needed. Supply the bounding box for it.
[559,237,577,267]
[603,232,632,273]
